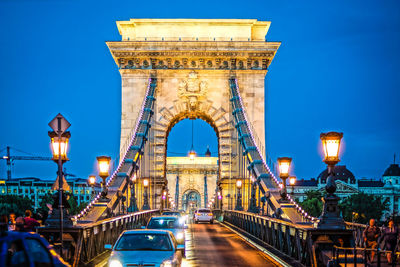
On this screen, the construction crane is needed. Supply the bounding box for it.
[1,146,53,180]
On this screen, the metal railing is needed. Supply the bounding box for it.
[220,210,314,266]
[38,210,159,266]
[332,245,399,267]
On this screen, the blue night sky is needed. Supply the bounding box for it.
[0,0,399,181]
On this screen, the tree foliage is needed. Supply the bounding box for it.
[339,192,389,224]
[38,191,88,217]
[0,195,34,217]
[299,190,323,217]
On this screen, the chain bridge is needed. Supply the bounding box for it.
[38,19,378,267]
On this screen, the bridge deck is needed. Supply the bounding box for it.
[100,221,278,267]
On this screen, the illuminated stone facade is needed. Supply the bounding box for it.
[108,19,280,209]
[166,156,218,210]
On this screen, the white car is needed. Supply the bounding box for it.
[105,229,184,267]
[193,208,213,224]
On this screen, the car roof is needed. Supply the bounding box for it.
[150,216,178,219]
[122,229,172,235]
[0,231,43,241]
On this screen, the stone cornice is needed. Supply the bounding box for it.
[107,41,280,70]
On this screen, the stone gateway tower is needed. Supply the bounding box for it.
[107,19,280,209]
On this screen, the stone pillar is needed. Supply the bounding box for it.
[175,175,179,209]
[204,173,208,207]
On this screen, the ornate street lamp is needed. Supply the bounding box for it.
[161,190,167,210]
[318,131,346,229]
[142,178,150,210]
[248,174,259,213]
[48,127,71,259]
[88,175,96,200]
[128,169,138,212]
[289,176,296,195]
[97,156,111,202]
[278,157,292,202]
[49,132,70,162]
[235,179,243,211]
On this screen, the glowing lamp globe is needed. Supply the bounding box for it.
[289,176,296,186]
[88,175,96,186]
[97,156,111,178]
[236,180,242,189]
[131,173,137,182]
[48,131,71,161]
[189,149,196,160]
[320,132,343,166]
[143,178,149,187]
[277,157,292,179]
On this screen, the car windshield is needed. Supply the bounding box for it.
[162,212,180,216]
[147,218,181,229]
[198,209,211,213]
[115,234,172,251]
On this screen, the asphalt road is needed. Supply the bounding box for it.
[182,222,277,267]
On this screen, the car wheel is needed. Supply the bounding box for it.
[210,220,213,224]
[194,220,198,224]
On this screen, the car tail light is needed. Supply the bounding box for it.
[208,213,213,216]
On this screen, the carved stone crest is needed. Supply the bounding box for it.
[178,71,208,111]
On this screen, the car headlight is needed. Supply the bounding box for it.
[176,232,184,240]
[109,260,123,267]
[161,260,173,267]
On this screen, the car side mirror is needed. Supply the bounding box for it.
[177,244,185,251]
[141,226,146,229]
[104,244,112,250]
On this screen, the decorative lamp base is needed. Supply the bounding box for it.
[46,208,73,227]
[317,194,346,229]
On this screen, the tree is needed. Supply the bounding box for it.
[37,192,55,221]
[0,195,34,217]
[299,190,323,217]
[37,191,88,219]
[339,192,389,224]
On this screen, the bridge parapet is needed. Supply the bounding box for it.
[38,210,159,267]
[217,210,368,267]
[218,210,314,266]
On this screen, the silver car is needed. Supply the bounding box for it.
[105,229,183,267]
[146,216,187,247]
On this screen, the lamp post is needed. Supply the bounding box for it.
[235,179,243,211]
[188,120,196,160]
[248,175,259,213]
[289,176,296,196]
[48,129,71,259]
[97,156,111,202]
[317,131,346,229]
[88,175,96,201]
[142,178,150,210]
[278,157,292,202]
[128,171,138,212]
[162,190,167,211]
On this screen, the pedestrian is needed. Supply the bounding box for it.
[363,218,381,262]
[24,210,40,232]
[8,212,16,231]
[381,219,399,264]
[15,217,25,232]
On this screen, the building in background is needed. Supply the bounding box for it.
[166,151,218,212]
[0,177,100,211]
[291,162,400,220]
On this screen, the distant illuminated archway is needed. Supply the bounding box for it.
[182,189,201,212]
